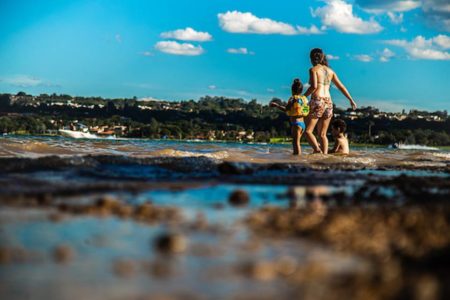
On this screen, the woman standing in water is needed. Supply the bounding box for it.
[303,48,357,154]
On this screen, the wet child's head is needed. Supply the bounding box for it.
[291,78,303,96]
[331,119,347,137]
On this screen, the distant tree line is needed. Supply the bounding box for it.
[0,92,449,145]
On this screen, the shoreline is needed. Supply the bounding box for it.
[2,133,450,149]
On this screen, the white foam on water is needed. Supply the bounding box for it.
[395,144,439,151]
[151,148,230,159]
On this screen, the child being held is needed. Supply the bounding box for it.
[270,78,309,155]
[330,119,350,154]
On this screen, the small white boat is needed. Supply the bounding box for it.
[391,143,439,151]
[59,129,99,139]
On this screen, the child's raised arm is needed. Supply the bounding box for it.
[270,101,287,112]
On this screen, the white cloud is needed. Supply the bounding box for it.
[419,0,450,32]
[385,35,450,60]
[357,98,409,112]
[266,88,275,93]
[218,11,322,35]
[296,25,324,35]
[422,0,450,13]
[432,34,450,49]
[237,90,250,96]
[218,11,297,35]
[356,0,421,13]
[155,41,204,56]
[160,27,212,42]
[379,48,396,62]
[354,54,373,62]
[208,85,217,90]
[387,12,404,24]
[138,96,167,101]
[408,47,450,59]
[326,54,340,60]
[1,75,57,87]
[141,51,154,56]
[227,47,254,55]
[357,0,449,32]
[355,1,415,26]
[313,0,383,34]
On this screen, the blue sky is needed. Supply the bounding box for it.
[0,0,449,112]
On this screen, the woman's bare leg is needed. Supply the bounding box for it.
[305,118,322,153]
[317,117,332,154]
[316,120,324,151]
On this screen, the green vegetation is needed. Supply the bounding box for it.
[0,92,449,146]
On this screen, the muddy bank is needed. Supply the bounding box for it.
[0,155,448,198]
[0,154,449,174]
[2,182,449,299]
[1,153,449,299]
[0,180,450,299]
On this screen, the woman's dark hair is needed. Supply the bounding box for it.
[310,48,328,66]
[332,119,347,133]
[291,78,303,95]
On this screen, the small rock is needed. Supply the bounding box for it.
[240,261,276,281]
[275,256,297,276]
[48,212,65,222]
[154,233,187,254]
[53,244,75,264]
[0,247,30,264]
[229,190,250,207]
[0,247,12,264]
[190,212,208,230]
[116,205,134,218]
[37,193,53,206]
[147,260,173,278]
[96,195,119,209]
[135,203,154,218]
[414,275,440,300]
[113,259,135,278]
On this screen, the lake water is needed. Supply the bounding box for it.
[0,135,449,169]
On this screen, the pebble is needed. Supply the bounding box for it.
[154,233,187,254]
[228,190,250,207]
[53,244,75,264]
[113,259,136,278]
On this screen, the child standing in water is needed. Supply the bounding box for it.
[270,78,309,155]
[330,119,350,154]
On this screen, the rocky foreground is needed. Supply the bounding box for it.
[0,155,449,300]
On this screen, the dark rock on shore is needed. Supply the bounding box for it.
[53,244,75,264]
[229,190,250,207]
[153,233,187,254]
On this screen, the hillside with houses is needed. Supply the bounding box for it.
[1,92,449,145]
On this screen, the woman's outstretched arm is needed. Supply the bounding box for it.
[332,73,357,109]
[303,68,317,97]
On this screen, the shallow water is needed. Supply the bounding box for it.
[1,135,449,170]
